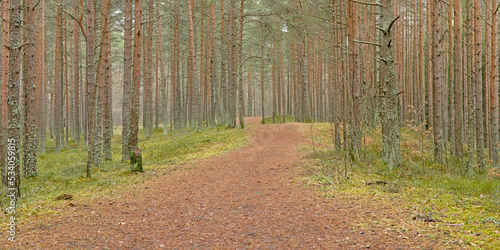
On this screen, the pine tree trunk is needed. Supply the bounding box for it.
[7,0,22,198]
[54,2,64,153]
[473,0,484,168]
[129,0,142,152]
[72,1,81,147]
[453,0,464,158]
[1,0,10,186]
[102,0,112,161]
[379,0,401,169]
[490,0,498,168]
[143,0,153,138]
[22,0,38,177]
[122,0,133,161]
[431,0,445,164]
[85,0,97,177]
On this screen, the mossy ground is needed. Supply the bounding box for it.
[0,125,248,222]
[301,122,500,249]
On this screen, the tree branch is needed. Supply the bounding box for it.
[63,9,87,41]
[353,39,381,47]
[387,15,400,33]
[349,0,383,7]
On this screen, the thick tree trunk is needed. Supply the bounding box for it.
[7,0,22,198]
[22,0,38,177]
[379,0,401,169]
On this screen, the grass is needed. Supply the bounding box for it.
[302,122,500,249]
[0,124,248,220]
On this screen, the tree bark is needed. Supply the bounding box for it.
[129,0,142,151]
[122,0,133,160]
[379,0,401,169]
[22,0,38,177]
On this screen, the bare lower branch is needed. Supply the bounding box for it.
[349,0,383,7]
[353,39,381,47]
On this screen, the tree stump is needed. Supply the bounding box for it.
[130,148,143,172]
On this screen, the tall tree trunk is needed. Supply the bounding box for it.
[187,0,202,131]
[102,0,112,160]
[7,0,22,198]
[54,2,64,153]
[473,0,484,168]
[432,0,445,164]
[143,0,153,138]
[129,0,142,151]
[1,0,10,186]
[158,0,167,135]
[72,1,81,147]
[122,0,133,160]
[490,0,498,168]
[453,0,464,158]
[85,0,97,177]
[379,0,401,169]
[238,0,244,128]
[22,0,38,177]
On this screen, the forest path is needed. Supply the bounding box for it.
[15,118,437,249]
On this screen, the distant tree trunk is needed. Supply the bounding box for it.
[54,2,64,153]
[101,0,112,161]
[431,0,445,164]
[347,0,361,158]
[85,0,97,177]
[490,0,498,168]
[7,0,22,198]
[22,0,38,177]
[129,0,142,151]
[238,0,244,129]
[122,0,133,161]
[209,1,218,126]
[220,0,228,125]
[187,0,201,131]
[261,35,265,124]
[472,0,483,168]
[172,1,182,130]
[39,0,46,155]
[228,0,237,128]
[72,1,81,147]
[157,0,167,135]
[453,0,464,158]
[379,0,401,169]
[143,0,153,138]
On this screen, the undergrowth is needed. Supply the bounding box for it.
[0,125,248,221]
[302,122,500,249]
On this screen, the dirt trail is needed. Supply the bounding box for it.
[12,118,437,249]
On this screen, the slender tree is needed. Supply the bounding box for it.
[129,0,143,151]
[122,0,133,161]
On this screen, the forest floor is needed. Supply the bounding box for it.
[8,117,441,249]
